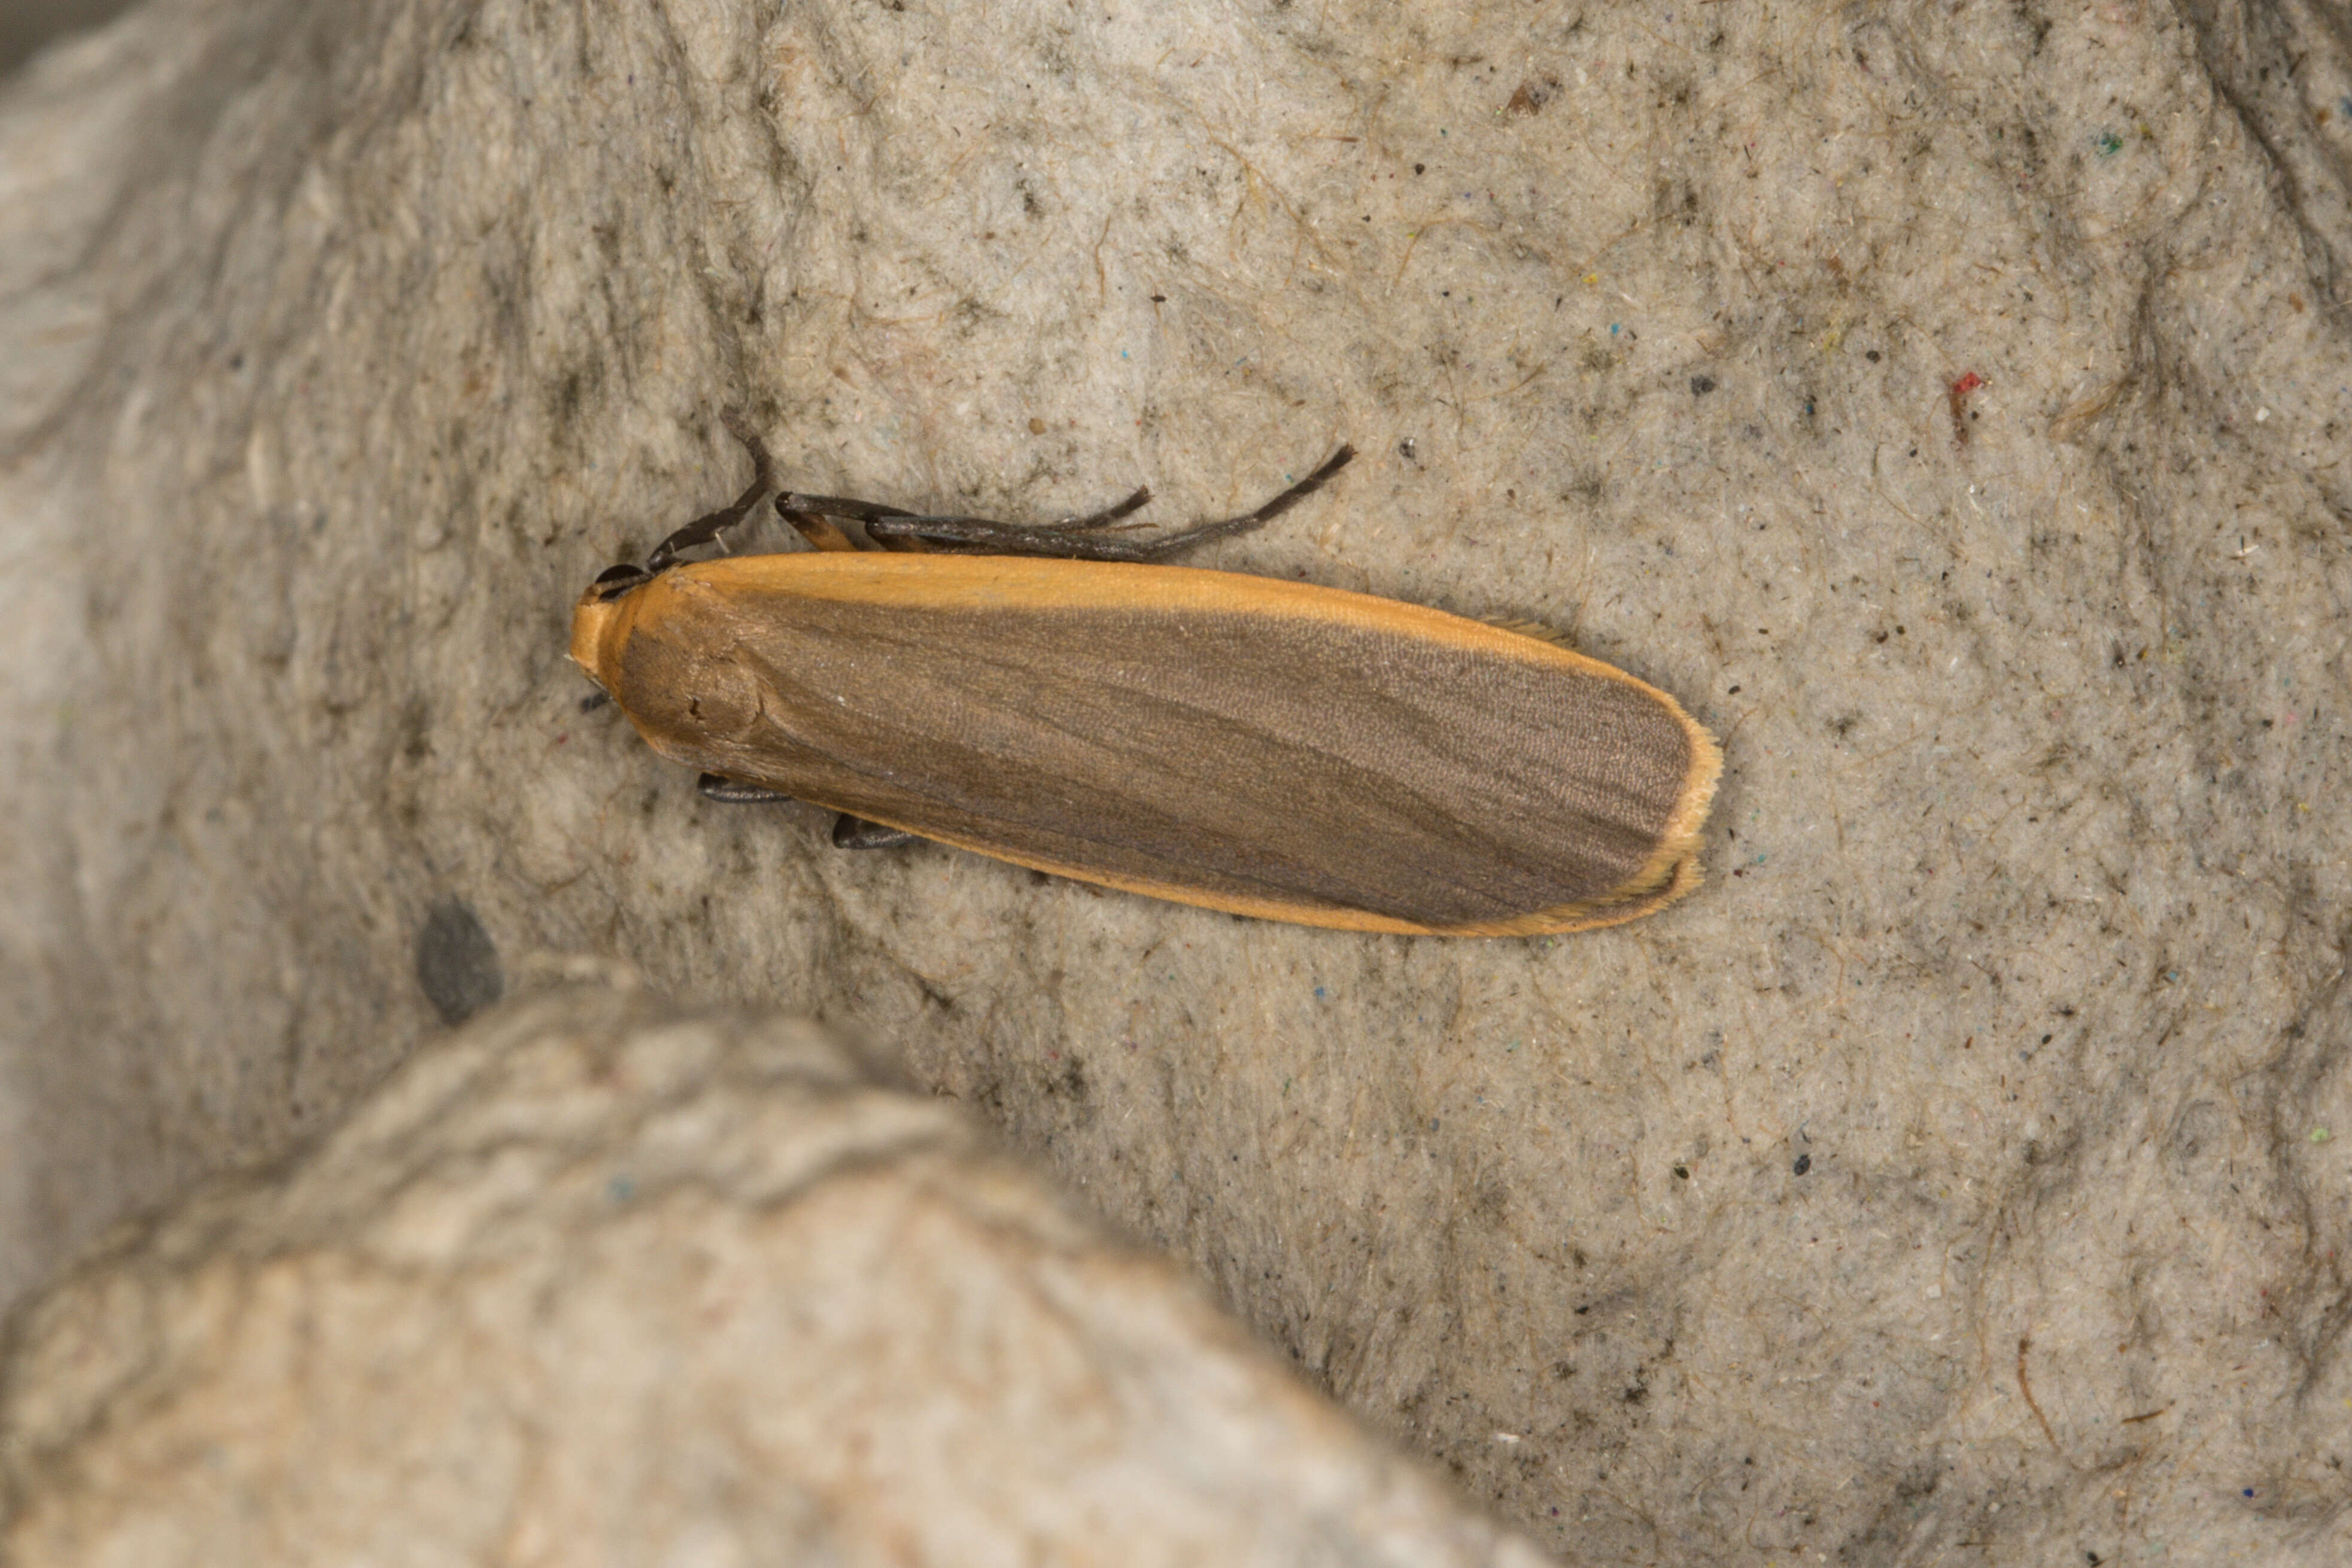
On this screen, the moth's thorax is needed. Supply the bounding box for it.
[573,573,766,751]
[569,582,628,692]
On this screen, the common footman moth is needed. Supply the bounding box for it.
[570,412,1719,935]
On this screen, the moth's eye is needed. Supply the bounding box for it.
[593,563,643,586]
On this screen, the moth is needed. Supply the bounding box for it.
[570,413,1719,935]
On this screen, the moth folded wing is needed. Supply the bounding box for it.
[701,592,1710,934]
[1436,671,1720,937]
[658,598,1406,921]
[603,563,1719,936]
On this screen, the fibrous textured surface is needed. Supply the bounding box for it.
[3,0,2351,1561]
[1,985,1546,1565]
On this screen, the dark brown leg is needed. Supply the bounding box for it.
[856,445,1353,561]
[644,408,783,570]
[697,773,795,804]
[832,813,917,849]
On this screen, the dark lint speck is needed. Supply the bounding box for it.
[417,898,504,1026]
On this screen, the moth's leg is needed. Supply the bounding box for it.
[777,479,1149,557]
[862,485,1155,555]
[697,773,797,804]
[863,446,1354,561]
[775,506,862,553]
[645,409,783,570]
[832,813,917,849]
[1050,486,1154,531]
[698,777,916,849]
[1122,444,1354,560]
[868,528,936,555]
[770,491,928,554]
[859,488,1153,560]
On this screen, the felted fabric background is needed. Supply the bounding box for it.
[2,1,2348,1561]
